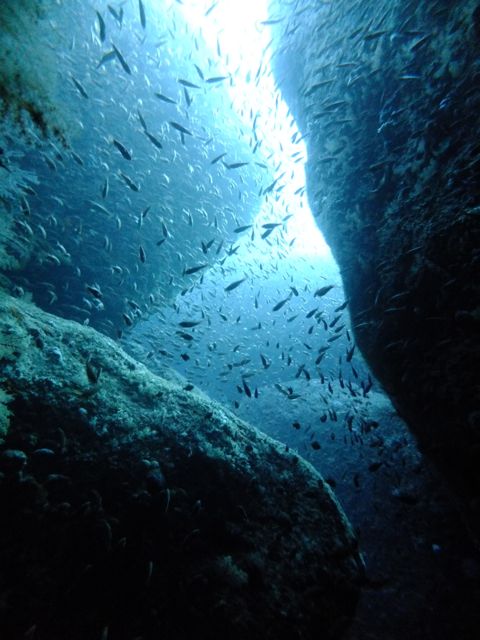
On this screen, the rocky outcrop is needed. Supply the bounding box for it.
[0,291,363,640]
[271,0,480,526]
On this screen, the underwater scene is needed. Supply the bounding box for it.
[1,1,480,639]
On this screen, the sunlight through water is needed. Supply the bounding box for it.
[170,0,333,259]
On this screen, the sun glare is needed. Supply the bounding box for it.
[163,0,333,259]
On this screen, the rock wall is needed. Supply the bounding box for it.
[0,290,363,639]
[271,0,480,524]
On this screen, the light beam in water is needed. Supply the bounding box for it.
[171,0,333,259]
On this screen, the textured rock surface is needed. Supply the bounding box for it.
[0,291,363,640]
[271,0,480,526]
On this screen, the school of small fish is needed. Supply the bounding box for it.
[4,0,375,450]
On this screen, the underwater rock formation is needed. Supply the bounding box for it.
[0,290,363,640]
[0,0,67,142]
[271,1,480,528]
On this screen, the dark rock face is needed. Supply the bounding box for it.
[0,291,363,640]
[271,0,480,522]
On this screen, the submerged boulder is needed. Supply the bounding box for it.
[0,291,363,640]
[271,0,480,528]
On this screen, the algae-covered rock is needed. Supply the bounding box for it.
[0,0,66,141]
[271,0,480,528]
[0,291,363,640]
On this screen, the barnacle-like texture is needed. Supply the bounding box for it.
[0,298,30,440]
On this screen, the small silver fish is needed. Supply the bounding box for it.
[138,0,146,29]
[96,11,106,42]
[112,44,131,75]
[112,138,132,160]
[225,277,247,292]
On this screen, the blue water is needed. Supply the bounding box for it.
[2,0,373,441]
